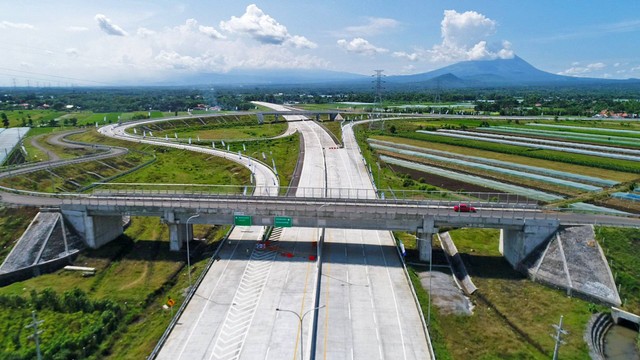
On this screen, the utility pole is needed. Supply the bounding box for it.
[551,315,568,360]
[26,311,44,360]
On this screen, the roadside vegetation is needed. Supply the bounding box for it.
[0,214,229,359]
[0,207,39,263]
[404,229,598,359]
[596,227,640,314]
[132,114,288,141]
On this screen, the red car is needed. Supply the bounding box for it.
[454,203,476,213]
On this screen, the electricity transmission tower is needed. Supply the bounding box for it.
[373,69,385,106]
[372,70,385,129]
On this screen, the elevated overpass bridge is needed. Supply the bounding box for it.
[3,186,630,268]
[257,110,342,123]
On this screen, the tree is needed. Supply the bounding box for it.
[1,112,8,128]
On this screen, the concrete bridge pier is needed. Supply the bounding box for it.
[500,219,559,268]
[169,223,189,251]
[62,209,123,249]
[163,211,191,251]
[418,217,437,262]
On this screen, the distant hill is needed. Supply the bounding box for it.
[154,68,367,86]
[384,56,640,88]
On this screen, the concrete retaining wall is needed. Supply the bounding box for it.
[0,251,79,286]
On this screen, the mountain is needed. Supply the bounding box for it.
[146,55,640,89]
[384,56,639,88]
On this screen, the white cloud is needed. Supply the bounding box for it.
[65,48,79,57]
[441,10,495,48]
[198,25,225,40]
[66,26,88,32]
[220,4,316,48]
[337,38,388,55]
[402,64,416,73]
[427,10,513,62]
[345,17,399,36]
[136,27,156,37]
[0,11,328,85]
[393,51,419,61]
[95,14,128,36]
[558,62,607,76]
[154,50,226,71]
[0,21,35,30]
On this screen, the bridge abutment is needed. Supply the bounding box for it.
[62,210,123,249]
[500,219,559,268]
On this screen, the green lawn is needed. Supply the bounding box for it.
[596,227,640,314]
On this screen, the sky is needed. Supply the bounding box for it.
[2,1,640,86]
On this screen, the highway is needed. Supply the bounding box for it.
[155,101,434,359]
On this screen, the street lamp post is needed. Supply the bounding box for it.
[186,214,200,290]
[276,305,325,360]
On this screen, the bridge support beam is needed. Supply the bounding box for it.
[418,217,437,262]
[500,219,559,268]
[329,113,337,121]
[62,210,122,249]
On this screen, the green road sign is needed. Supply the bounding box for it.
[274,216,292,228]
[234,215,252,226]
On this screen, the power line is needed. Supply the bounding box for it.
[0,66,113,86]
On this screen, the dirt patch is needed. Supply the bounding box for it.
[389,164,535,202]
[417,268,474,316]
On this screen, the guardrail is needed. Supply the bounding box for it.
[88,183,541,205]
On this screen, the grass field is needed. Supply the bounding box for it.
[372,135,638,183]
[596,227,640,314]
[0,207,38,262]
[0,212,228,359]
[0,110,63,127]
[404,228,598,359]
